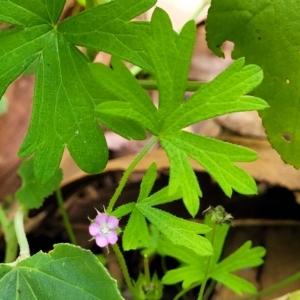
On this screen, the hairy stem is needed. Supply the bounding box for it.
[56,189,77,245]
[197,222,217,300]
[106,136,158,213]
[0,205,18,263]
[112,244,135,296]
[9,206,30,265]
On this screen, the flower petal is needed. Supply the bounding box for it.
[95,235,109,248]
[107,216,119,229]
[95,213,108,225]
[106,230,118,245]
[89,223,100,236]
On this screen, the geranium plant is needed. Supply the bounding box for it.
[0,0,299,299]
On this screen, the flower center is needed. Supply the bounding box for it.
[99,224,110,236]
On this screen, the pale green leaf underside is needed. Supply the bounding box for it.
[0,244,122,300]
[206,0,300,167]
[16,159,62,209]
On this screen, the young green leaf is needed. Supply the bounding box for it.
[0,244,122,300]
[90,7,268,217]
[206,0,300,168]
[159,216,265,295]
[137,205,212,256]
[16,159,62,209]
[159,217,228,288]
[111,202,135,218]
[0,0,157,183]
[137,162,157,202]
[123,208,149,250]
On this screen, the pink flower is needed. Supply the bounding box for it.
[89,213,119,248]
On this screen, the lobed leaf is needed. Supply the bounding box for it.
[161,131,258,198]
[161,58,268,134]
[58,0,156,70]
[206,0,300,167]
[91,58,157,135]
[138,8,196,124]
[137,205,212,256]
[0,0,157,183]
[18,36,108,184]
[0,244,122,300]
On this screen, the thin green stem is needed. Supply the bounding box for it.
[55,189,77,245]
[174,281,201,300]
[203,280,217,300]
[13,206,30,264]
[197,222,217,300]
[106,136,158,213]
[242,271,300,300]
[112,244,135,296]
[138,79,206,91]
[0,205,18,263]
[143,255,151,285]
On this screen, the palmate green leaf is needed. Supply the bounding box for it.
[58,0,156,71]
[161,131,258,198]
[0,244,122,300]
[90,7,268,217]
[18,35,108,183]
[159,217,228,288]
[161,58,267,134]
[16,159,62,209]
[0,0,157,183]
[211,241,266,295]
[137,205,212,256]
[212,273,257,295]
[159,217,265,295]
[206,0,300,168]
[90,57,158,135]
[137,8,196,122]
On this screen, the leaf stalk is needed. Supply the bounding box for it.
[106,136,158,213]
